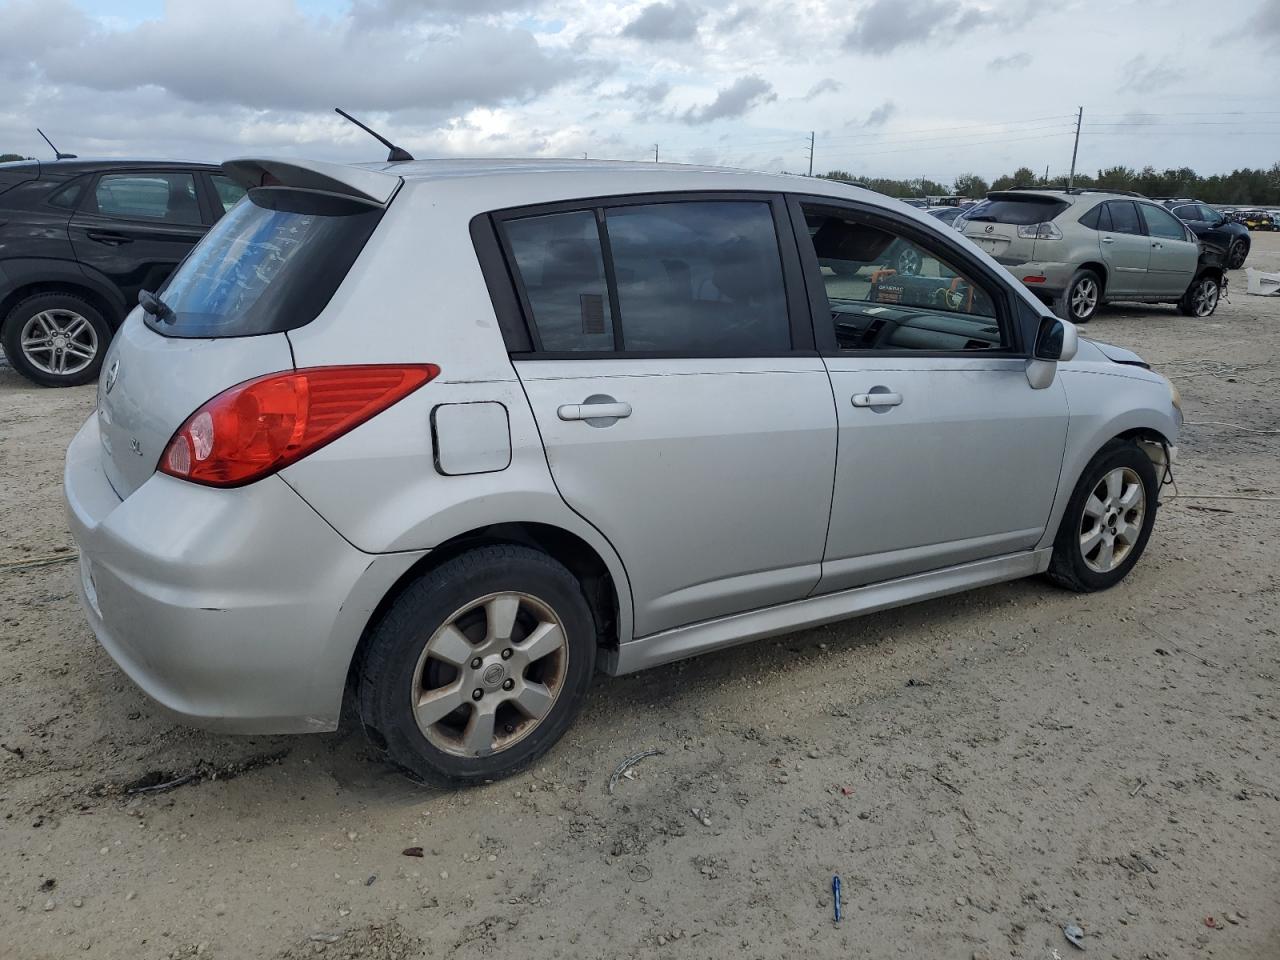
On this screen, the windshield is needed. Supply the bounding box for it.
[147,187,383,338]
[963,196,1069,225]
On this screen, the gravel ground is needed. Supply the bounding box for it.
[1,234,1278,960]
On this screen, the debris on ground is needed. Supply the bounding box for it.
[607,748,664,794]
[1063,922,1086,949]
[690,807,712,827]
[402,847,424,858]
[104,749,292,797]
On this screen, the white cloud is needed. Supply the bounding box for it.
[0,0,1271,181]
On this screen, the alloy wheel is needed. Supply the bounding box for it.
[1228,242,1247,269]
[19,309,98,376]
[411,592,568,758]
[1192,279,1219,317]
[1079,467,1145,573]
[1071,278,1098,320]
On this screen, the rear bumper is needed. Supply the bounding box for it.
[64,415,425,733]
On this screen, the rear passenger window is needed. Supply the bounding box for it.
[93,172,201,225]
[504,211,613,352]
[604,201,788,353]
[1106,201,1143,236]
[502,199,791,355]
[1173,204,1202,222]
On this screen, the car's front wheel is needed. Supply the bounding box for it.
[1045,439,1159,592]
[358,545,596,786]
[2,293,111,387]
[1178,274,1221,318]
[1227,239,1249,269]
[1058,268,1101,324]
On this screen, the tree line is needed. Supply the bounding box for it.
[821,164,1280,206]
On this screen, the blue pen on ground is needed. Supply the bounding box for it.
[832,874,842,923]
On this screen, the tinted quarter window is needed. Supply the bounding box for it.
[1140,203,1189,240]
[48,178,86,210]
[802,206,1004,353]
[93,172,202,225]
[1106,201,1143,236]
[148,187,383,338]
[604,201,789,353]
[965,197,1068,225]
[505,210,614,352]
[211,174,248,214]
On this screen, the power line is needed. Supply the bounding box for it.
[819,130,1074,163]
[817,114,1074,143]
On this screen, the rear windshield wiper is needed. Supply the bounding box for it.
[139,289,176,324]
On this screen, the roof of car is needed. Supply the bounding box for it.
[990,187,1159,206]
[228,155,894,210]
[0,158,221,177]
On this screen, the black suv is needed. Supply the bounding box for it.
[1155,198,1251,270]
[0,158,245,386]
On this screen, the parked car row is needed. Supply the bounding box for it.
[5,152,1261,388]
[62,155,1182,784]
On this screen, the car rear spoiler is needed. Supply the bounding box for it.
[221,157,401,206]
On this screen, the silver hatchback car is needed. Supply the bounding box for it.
[65,159,1181,784]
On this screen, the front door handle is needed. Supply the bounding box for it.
[852,392,903,408]
[557,399,632,422]
[1101,236,1115,244]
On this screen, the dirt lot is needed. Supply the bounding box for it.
[2,235,1278,960]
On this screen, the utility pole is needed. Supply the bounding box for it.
[1044,164,1050,185]
[654,143,659,163]
[1067,106,1083,190]
[807,130,815,177]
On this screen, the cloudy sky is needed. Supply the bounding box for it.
[2,0,1278,184]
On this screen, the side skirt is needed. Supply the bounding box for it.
[602,549,1052,676]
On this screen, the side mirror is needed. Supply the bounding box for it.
[1026,316,1077,388]
[1033,315,1077,361]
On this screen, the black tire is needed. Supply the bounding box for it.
[358,544,597,786]
[1227,239,1248,270]
[1,292,111,387]
[1178,274,1221,318]
[1045,439,1159,593]
[1055,268,1101,324]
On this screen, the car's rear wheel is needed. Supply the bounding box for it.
[1058,269,1100,324]
[1227,239,1248,269]
[358,545,596,786]
[1045,440,1158,593]
[1178,274,1221,318]
[2,293,111,387]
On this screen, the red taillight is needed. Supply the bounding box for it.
[1022,275,1047,284]
[159,364,439,487]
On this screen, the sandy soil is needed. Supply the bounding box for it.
[2,235,1278,960]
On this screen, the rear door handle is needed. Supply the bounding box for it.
[1101,236,1115,244]
[852,392,903,408]
[86,231,131,245]
[557,401,632,421]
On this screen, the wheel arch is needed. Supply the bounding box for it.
[0,268,127,332]
[1078,260,1108,295]
[342,521,628,714]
